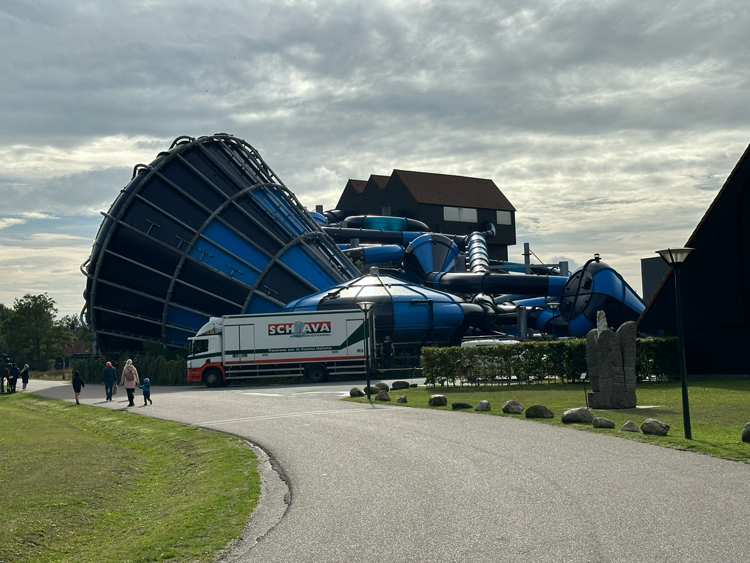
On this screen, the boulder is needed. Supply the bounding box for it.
[452,402,473,410]
[410,383,418,388]
[742,422,750,443]
[501,400,524,414]
[475,400,491,412]
[428,394,448,407]
[363,385,380,395]
[621,420,640,432]
[561,407,594,424]
[375,382,390,391]
[374,390,391,401]
[396,395,407,404]
[640,418,669,436]
[391,381,410,390]
[525,405,554,419]
[349,387,365,398]
[593,417,615,429]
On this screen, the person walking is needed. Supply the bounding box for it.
[20,364,30,391]
[0,354,8,394]
[139,378,153,406]
[7,363,20,393]
[101,361,117,401]
[72,370,85,404]
[380,335,395,370]
[120,359,139,407]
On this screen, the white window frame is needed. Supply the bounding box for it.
[443,206,477,223]
[496,210,512,225]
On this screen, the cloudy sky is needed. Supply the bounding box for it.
[2,0,749,317]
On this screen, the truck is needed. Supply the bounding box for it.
[187,309,374,387]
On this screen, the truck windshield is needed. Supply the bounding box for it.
[190,339,209,355]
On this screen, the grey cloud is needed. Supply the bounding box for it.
[0,167,129,215]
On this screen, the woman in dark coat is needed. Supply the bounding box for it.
[72,370,85,405]
[20,364,30,391]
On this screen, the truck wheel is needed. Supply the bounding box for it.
[305,363,328,383]
[203,368,223,388]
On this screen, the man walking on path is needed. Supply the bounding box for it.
[380,336,395,369]
[102,361,116,401]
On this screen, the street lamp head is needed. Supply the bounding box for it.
[357,301,374,313]
[656,247,695,268]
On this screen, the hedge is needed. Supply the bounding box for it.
[72,354,188,386]
[422,337,679,387]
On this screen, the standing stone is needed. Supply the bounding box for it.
[621,421,640,432]
[501,400,524,414]
[475,400,491,411]
[742,422,750,443]
[617,321,638,407]
[561,407,594,424]
[586,329,600,392]
[587,312,637,409]
[428,394,448,407]
[640,418,669,436]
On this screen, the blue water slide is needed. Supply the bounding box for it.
[285,273,470,342]
[343,245,405,267]
[426,271,568,297]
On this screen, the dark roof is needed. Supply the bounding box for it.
[638,142,750,327]
[346,179,367,194]
[392,170,515,211]
[369,174,390,189]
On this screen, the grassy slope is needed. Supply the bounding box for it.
[346,379,750,463]
[0,393,259,563]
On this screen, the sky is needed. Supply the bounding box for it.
[2,0,749,317]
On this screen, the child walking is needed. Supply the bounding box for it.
[139,378,153,405]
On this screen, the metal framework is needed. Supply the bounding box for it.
[81,134,358,352]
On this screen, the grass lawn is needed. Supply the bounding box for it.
[0,393,259,563]
[346,379,750,463]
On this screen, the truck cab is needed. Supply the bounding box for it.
[187,334,224,386]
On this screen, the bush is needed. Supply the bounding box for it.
[72,353,187,386]
[422,337,679,386]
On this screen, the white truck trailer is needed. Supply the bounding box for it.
[187,309,373,387]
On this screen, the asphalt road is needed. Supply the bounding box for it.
[29,379,750,562]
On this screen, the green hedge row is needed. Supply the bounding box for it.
[422,337,679,387]
[71,354,188,386]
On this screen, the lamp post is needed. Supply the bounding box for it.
[656,247,695,440]
[548,301,559,339]
[357,301,375,400]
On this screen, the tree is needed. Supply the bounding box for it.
[4,293,74,370]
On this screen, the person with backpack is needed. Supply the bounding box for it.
[120,359,140,407]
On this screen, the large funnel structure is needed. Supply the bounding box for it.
[82,134,358,352]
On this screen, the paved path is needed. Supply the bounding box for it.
[29,379,750,562]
